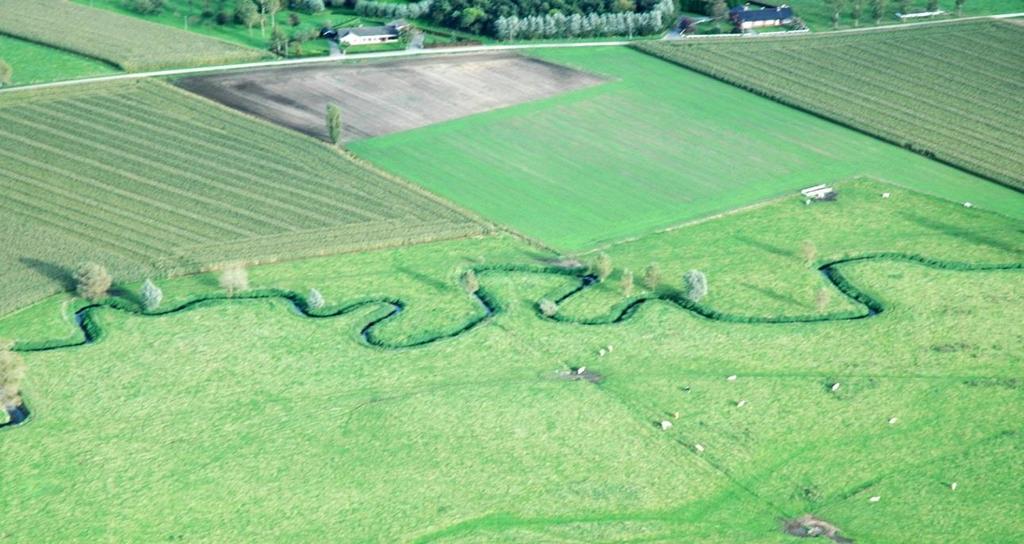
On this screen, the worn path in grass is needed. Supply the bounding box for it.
[1,181,1021,541]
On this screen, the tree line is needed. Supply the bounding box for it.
[353,0,434,20]
[494,0,672,40]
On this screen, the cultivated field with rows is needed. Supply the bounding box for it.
[0,0,266,71]
[636,20,1024,192]
[0,80,485,316]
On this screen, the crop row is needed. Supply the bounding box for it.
[0,0,267,71]
[0,80,485,316]
[635,20,1024,190]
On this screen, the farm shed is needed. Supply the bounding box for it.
[336,20,409,46]
[729,4,794,30]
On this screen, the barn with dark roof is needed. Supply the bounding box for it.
[729,4,794,30]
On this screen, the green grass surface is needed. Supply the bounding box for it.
[0,34,118,85]
[637,20,1024,192]
[787,0,1024,31]
[348,46,1023,252]
[1,180,1022,541]
[0,0,267,71]
[0,79,485,318]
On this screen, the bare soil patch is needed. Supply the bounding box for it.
[175,53,606,143]
[784,515,852,543]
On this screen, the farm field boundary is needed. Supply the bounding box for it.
[0,0,267,71]
[636,20,1024,192]
[0,79,486,317]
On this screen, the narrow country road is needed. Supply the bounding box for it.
[0,11,1020,94]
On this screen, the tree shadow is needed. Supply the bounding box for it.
[734,235,797,259]
[899,211,1024,256]
[739,282,810,310]
[19,258,74,291]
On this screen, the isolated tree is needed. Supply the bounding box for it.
[871,0,888,22]
[642,263,661,291]
[308,288,325,310]
[235,0,260,35]
[538,298,559,317]
[258,0,280,35]
[801,239,818,267]
[0,59,12,87]
[0,340,25,414]
[955,0,965,16]
[270,25,288,55]
[815,287,831,312]
[326,103,342,145]
[684,269,708,302]
[141,279,163,311]
[592,253,612,283]
[851,0,863,26]
[620,269,634,297]
[826,0,846,28]
[219,263,249,296]
[462,269,480,295]
[74,262,112,301]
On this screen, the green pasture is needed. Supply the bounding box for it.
[787,0,1024,31]
[638,20,1024,193]
[2,180,1021,542]
[0,34,118,86]
[349,46,1023,252]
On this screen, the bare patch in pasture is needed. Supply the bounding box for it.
[176,53,606,143]
[783,515,852,543]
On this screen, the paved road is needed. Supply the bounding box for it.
[1,12,1020,94]
[0,40,629,94]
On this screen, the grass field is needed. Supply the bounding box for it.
[637,21,1024,192]
[1,180,1021,542]
[0,0,267,71]
[349,46,1023,251]
[786,0,1024,31]
[0,80,485,317]
[0,34,119,85]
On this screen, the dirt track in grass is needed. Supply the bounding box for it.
[175,52,607,143]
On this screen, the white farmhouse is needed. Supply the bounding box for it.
[337,20,409,46]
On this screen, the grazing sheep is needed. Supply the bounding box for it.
[831,383,841,392]
[951,482,958,491]
[727,375,737,382]
[660,420,673,431]
[869,496,881,503]
[963,202,973,208]
[737,400,747,408]
[673,412,680,419]
[888,417,898,425]
[599,349,606,357]
[882,192,891,198]
[694,443,705,453]
[577,366,586,375]
[607,345,614,352]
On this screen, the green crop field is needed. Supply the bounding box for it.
[0,34,118,85]
[0,0,267,71]
[0,80,485,317]
[2,180,1021,542]
[636,20,1024,192]
[348,46,1023,252]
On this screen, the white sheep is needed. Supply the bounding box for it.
[882,192,891,198]
[607,345,614,352]
[660,420,673,431]
[577,366,586,375]
[737,400,747,408]
[963,202,973,208]
[599,348,606,357]
[869,496,881,503]
[694,443,705,453]
[831,383,841,392]
[888,417,898,425]
[727,375,737,382]
[951,482,958,491]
